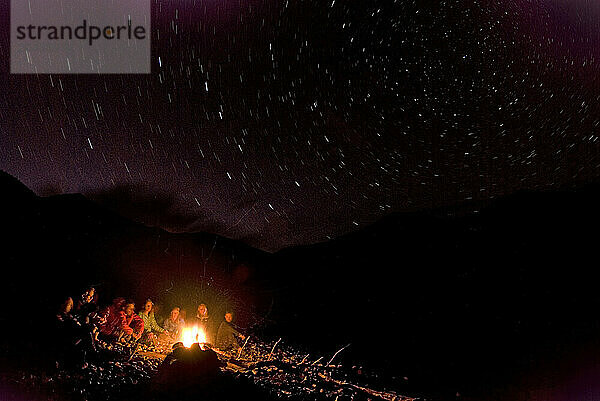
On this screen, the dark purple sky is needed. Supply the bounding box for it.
[1,0,600,251]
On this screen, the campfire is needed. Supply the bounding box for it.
[180,325,208,348]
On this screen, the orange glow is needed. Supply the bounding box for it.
[181,325,207,348]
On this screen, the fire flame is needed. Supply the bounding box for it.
[181,325,207,348]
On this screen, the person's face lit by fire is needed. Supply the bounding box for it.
[84,288,95,303]
[125,303,135,316]
[64,297,74,313]
[170,308,180,321]
[197,304,207,316]
[225,312,233,323]
[144,301,153,313]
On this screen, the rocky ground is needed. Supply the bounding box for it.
[0,338,419,401]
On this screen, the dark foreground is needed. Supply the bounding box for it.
[0,338,415,401]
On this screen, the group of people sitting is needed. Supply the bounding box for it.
[56,286,247,368]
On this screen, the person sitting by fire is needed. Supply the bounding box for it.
[123,301,145,341]
[74,286,97,322]
[194,303,210,337]
[216,312,245,351]
[73,287,103,340]
[57,297,76,324]
[55,297,95,368]
[163,307,184,341]
[138,299,166,344]
[99,297,136,341]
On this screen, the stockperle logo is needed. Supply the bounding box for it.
[11,0,150,74]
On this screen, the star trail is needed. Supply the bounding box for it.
[1,0,600,251]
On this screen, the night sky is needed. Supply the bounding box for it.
[1,0,600,251]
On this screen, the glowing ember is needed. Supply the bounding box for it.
[181,326,207,348]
